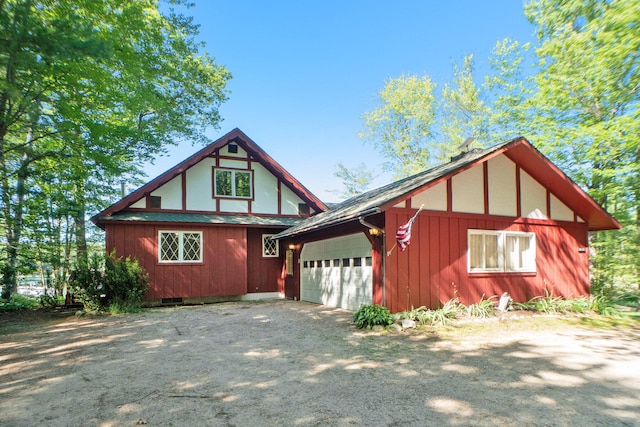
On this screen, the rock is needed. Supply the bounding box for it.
[401,319,416,329]
[389,323,403,333]
[372,325,385,332]
[75,310,84,317]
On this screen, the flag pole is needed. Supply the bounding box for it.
[387,204,424,256]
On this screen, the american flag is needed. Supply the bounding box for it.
[395,206,423,251]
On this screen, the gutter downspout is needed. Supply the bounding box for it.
[358,217,386,307]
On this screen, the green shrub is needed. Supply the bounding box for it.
[466,297,496,318]
[590,295,620,317]
[71,251,149,312]
[0,294,39,312]
[395,300,461,326]
[441,298,463,318]
[103,252,149,309]
[352,304,393,329]
[70,253,105,311]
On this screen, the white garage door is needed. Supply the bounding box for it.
[300,233,372,310]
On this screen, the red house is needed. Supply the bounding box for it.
[273,136,620,312]
[94,132,619,312]
[92,128,326,305]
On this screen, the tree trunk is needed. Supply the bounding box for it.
[74,181,88,265]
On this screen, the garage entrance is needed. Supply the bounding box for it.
[300,233,372,310]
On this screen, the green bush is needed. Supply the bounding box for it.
[70,253,105,311]
[352,304,393,329]
[466,297,496,318]
[0,294,39,312]
[71,251,149,312]
[395,300,462,326]
[103,252,148,308]
[590,295,620,317]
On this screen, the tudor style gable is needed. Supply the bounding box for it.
[394,152,586,225]
[93,129,326,226]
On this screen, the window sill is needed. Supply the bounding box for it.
[468,271,536,278]
[158,261,204,266]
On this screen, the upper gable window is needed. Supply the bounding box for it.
[214,168,252,199]
[150,196,162,209]
[227,144,238,154]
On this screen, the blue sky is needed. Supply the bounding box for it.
[147,1,537,203]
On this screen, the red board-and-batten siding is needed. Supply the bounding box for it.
[380,152,590,313]
[105,223,286,301]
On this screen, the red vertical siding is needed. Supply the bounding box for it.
[104,223,249,301]
[247,228,286,293]
[384,209,590,313]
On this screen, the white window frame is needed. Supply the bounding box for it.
[158,231,203,263]
[468,229,536,273]
[214,167,253,199]
[262,234,279,258]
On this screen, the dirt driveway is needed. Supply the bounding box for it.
[1,300,639,427]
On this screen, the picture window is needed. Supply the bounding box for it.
[468,229,536,273]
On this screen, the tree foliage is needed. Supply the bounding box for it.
[360,74,437,178]
[0,1,231,299]
[332,161,375,200]
[360,57,487,179]
[524,0,639,288]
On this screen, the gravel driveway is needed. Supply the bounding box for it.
[1,300,639,426]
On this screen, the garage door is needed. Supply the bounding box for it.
[300,233,372,310]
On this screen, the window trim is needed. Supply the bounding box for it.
[158,230,203,263]
[468,229,536,274]
[261,234,279,258]
[213,167,253,199]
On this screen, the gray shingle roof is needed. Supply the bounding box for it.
[97,211,303,228]
[273,139,519,240]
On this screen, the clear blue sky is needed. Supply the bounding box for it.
[146,1,536,203]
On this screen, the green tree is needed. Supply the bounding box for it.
[332,161,376,200]
[0,1,231,299]
[439,55,491,162]
[524,0,639,287]
[360,57,488,178]
[483,38,536,143]
[360,74,437,178]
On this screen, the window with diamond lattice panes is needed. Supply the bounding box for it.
[182,233,201,261]
[262,234,279,257]
[159,231,202,263]
[160,232,180,261]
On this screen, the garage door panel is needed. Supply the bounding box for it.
[300,234,372,310]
